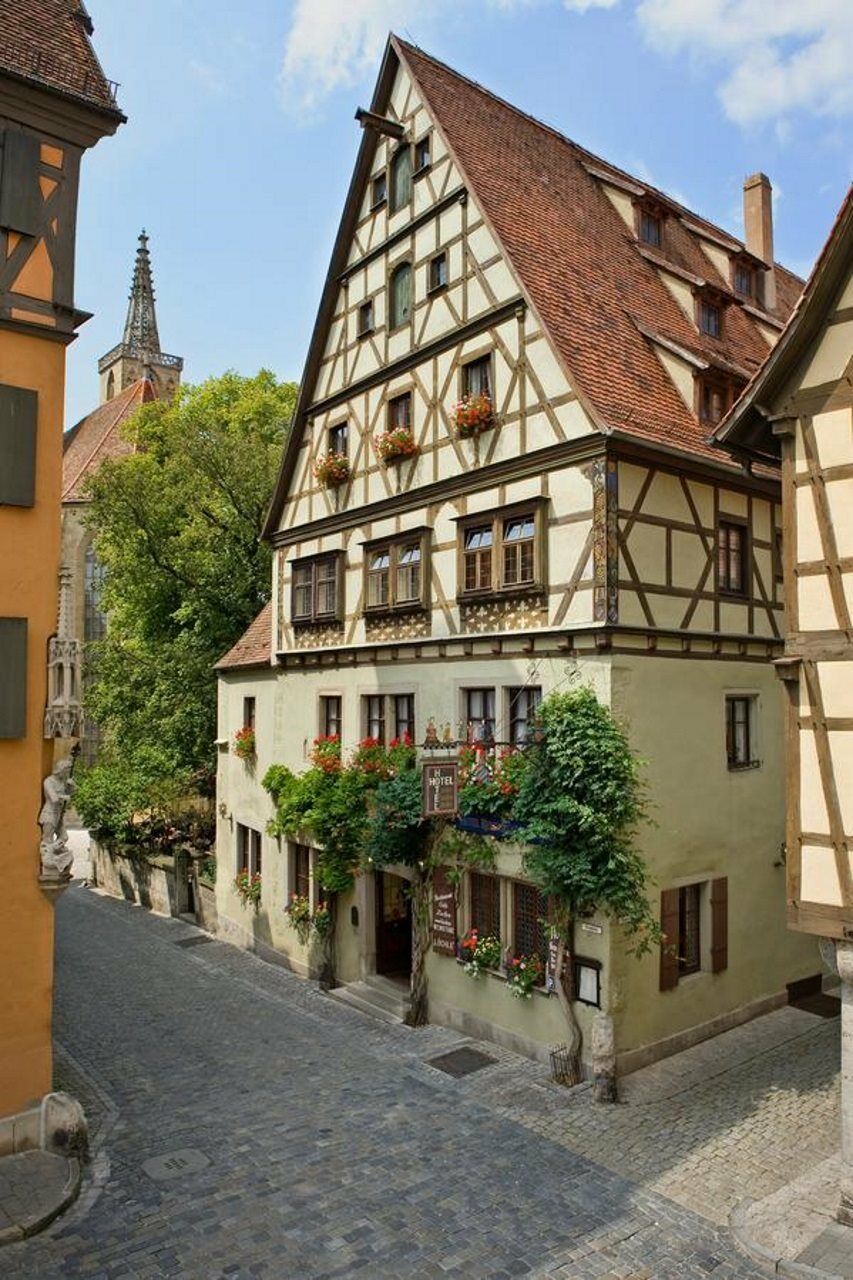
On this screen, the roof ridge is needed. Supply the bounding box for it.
[394,36,801,282]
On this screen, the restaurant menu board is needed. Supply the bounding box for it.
[432,865,457,956]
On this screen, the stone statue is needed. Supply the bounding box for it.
[39,757,75,879]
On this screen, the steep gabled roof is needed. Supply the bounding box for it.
[0,0,123,117]
[263,36,804,536]
[715,186,853,466]
[62,377,154,501]
[215,601,272,671]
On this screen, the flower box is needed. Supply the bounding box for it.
[375,427,419,465]
[234,869,261,908]
[454,392,495,439]
[506,953,544,999]
[313,451,350,488]
[233,726,255,760]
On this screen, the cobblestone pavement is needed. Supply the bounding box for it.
[2,888,839,1279]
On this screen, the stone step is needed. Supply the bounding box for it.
[327,983,403,1025]
[362,974,411,1014]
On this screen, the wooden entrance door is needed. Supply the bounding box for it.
[375,871,411,977]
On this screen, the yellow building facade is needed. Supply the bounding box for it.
[0,7,121,1141]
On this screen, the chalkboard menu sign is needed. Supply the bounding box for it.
[422,760,458,817]
[432,865,457,955]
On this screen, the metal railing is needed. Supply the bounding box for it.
[0,39,119,106]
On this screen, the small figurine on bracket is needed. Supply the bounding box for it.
[423,718,440,749]
[39,748,79,880]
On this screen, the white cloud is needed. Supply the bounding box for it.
[563,0,619,11]
[635,0,853,125]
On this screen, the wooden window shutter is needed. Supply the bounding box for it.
[710,876,728,973]
[659,887,680,992]
[0,384,38,507]
[0,618,27,738]
[0,130,41,236]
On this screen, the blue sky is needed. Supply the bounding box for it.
[66,0,852,427]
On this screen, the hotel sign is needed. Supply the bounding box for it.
[422,761,458,818]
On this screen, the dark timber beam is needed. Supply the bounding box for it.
[355,108,405,140]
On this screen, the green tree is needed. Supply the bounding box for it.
[79,370,296,836]
[513,685,658,1083]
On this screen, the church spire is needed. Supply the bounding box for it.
[98,229,182,405]
[122,229,161,356]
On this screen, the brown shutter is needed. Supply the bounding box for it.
[710,876,728,973]
[659,887,680,992]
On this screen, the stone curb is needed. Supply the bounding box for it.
[0,1157,81,1248]
[729,1199,846,1280]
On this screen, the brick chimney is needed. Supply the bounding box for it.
[743,172,775,312]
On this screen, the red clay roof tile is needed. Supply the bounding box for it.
[215,602,272,671]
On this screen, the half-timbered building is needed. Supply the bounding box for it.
[216,37,819,1073]
[717,187,853,1216]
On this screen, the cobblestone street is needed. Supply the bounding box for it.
[3,887,840,1279]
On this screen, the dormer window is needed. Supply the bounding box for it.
[699,300,721,338]
[371,173,387,209]
[639,209,662,248]
[357,299,374,337]
[733,261,754,299]
[414,136,431,173]
[697,374,741,426]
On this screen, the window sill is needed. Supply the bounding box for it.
[727,760,760,772]
[452,955,551,997]
[363,601,428,620]
[370,198,387,212]
[718,589,749,600]
[413,164,431,180]
[293,616,343,630]
[357,327,375,341]
[427,281,448,296]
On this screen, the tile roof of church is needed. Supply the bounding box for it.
[62,377,154,501]
[0,0,122,116]
[215,601,273,671]
[395,38,804,464]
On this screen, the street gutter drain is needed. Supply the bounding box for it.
[142,1148,211,1182]
[427,1047,496,1077]
[174,935,213,948]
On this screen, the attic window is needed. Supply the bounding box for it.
[371,173,387,209]
[414,136,431,174]
[639,209,662,248]
[697,375,736,426]
[699,300,721,338]
[733,262,754,299]
[357,300,374,337]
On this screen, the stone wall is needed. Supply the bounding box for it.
[91,843,182,917]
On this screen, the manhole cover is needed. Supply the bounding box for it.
[428,1047,496,1077]
[142,1148,211,1182]
[174,935,213,948]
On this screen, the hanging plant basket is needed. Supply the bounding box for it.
[375,427,419,465]
[313,451,350,488]
[454,392,495,439]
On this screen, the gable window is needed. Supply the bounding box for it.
[414,135,431,173]
[363,694,385,743]
[389,262,412,329]
[639,209,662,248]
[508,686,542,746]
[470,871,500,939]
[464,687,495,744]
[371,172,387,209]
[291,553,341,624]
[717,519,747,595]
[389,146,412,214]
[458,502,546,599]
[388,391,411,431]
[237,823,262,878]
[242,696,256,731]
[364,533,426,613]
[319,695,341,739]
[429,251,447,293]
[462,355,491,399]
[699,300,721,338]
[393,693,415,742]
[328,421,348,457]
[357,300,374,337]
[733,261,754,299]
[513,881,548,977]
[726,695,756,769]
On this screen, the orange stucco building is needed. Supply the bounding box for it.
[0,2,122,1139]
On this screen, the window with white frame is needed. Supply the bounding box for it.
[508,686,542,745]
[464,687,496,743]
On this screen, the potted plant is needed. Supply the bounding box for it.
[309,735,341,774]
[375,427,419,465]
[233,725,256,760]
[505,953,544,999]
[460,929,502,978]
[313,451,350,488]
[234,868,262,909]
[285,892,313,943]
[454,391,494,439]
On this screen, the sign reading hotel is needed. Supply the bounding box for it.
[422,761,458,818]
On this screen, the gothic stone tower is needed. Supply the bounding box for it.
[97,230,182,402]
